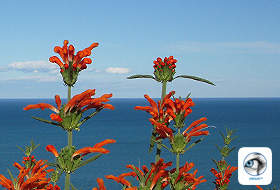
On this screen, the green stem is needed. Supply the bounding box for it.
[65,85,72,190]
[155,81,167,163]
[68,131,72,147]
[65,173,70,190]
[155,140,162,163]
[68,86,71,101]
[160,81,167,105]
[176,153,180,173]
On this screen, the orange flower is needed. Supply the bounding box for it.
[149,118,173,140]
[168,161,206,189]
[24,95,62,123]
[0,156,58,190]
[135,91,175,124]
[46,184,61,190]
[153,56,177,82]
[210,165,237,188]
[166,97,194,119]
[92,178,106,190]
[24,89,114,131]
[72,139,116,159]
[126,158,172,189]
[256,185,263,190]
[153,56,177,73]
[49,40,98,72]
[64,89,114,114]
[46,145,59,157]
[105,174,133,187]
[182,117,209,143]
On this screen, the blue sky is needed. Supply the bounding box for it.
[0,0,279,98]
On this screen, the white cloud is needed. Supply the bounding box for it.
[105,67,130,74]
[8,60,57,73]
[167,41,280,54]
[0,75,59,82]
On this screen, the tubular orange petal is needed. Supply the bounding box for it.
[50,113,63,123]
[150,170,166,190]
[0,174,13,189]
[103,104,115,110]
[46,145,59,157]
[13,162,24,170]
[144,94,158,114]
[183,117,207,134]
[189,124,208,133]
[256,185,263,190]
[189,131,209,137]
[64,89,96,112]
[93,139,116,149]
[49,56,64,68]
[55,95,61,110]
[24,103,59,113]
[97,178,106,190]
[89,42,99,50]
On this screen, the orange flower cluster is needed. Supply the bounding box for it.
[92,178,137,190]
[72,139,116,159]
[49,40,98,73]
[135,91,175,124]
[153,56,177,72]
[108,158,172,189]
[182,117,209,143]
[210,165,237,188]
[135,91,209,143]
[170,162,206,189]
[105,158,205,190]
[165,97,194,121]
[24,89,114,124]
[0,157,59,190]
[46,139,116,159]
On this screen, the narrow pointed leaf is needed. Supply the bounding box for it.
[150,139,171,152]
[131,165,145,183]
[77,108,102,128]
[46,162,58,167]
[7,169,15,183]
[127,74,155,80]
[71,183,79,190]
[32,116,62,127]
[185,92,191,101]
[16,145,25,153]
[74,154,102,171]
[174,75,215,86]
[184,137,205,152]
[149,132,157,152]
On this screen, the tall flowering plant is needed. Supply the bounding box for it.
[128,56,215,162]
[91,56,214,190]
[210,129,237,190]
[21,40,116,190]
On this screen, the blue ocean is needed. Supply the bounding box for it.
[0,98,279,190]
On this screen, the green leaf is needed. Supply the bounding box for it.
[185,92,191,101]
[74,154,102,171]
[148,131,157,152]
[32,116,62,127]
[131,165,145,183]
[174,75,215,86]
[16,145,25,153]
[184,137,205,152]
[71,183,79,190]
[46,162,58,167]
[7,169,15,183]
[77,108,103,128]
[127,74,156,80]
